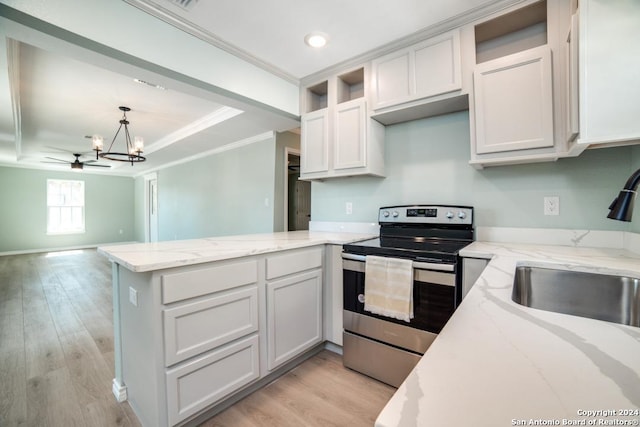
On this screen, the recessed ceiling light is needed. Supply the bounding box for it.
[304,32,329,48]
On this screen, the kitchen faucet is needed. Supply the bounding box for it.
[608,168,640,221]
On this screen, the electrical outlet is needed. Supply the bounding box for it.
[544,196,560,216]
[346,202,353,215]
[129,287,138,307]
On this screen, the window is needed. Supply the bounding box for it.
[47,179,85,234]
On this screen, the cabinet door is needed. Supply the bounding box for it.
[371,49,412,110]
[166,335,259,426]
[473,46,554,154]
[266,269,322,371]
[301,109,329,174]
[565,13,579,143]
[334,99,367,170]
[578,0,640,144]
[371,29,462,110]
[163,287,258,366]
[413,30,462,99]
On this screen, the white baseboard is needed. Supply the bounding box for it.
[112,378,128,402]
[323,341,343,355]
[0,241,139,257]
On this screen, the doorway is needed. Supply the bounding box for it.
[284,149,311,231]
[144,173,159,242]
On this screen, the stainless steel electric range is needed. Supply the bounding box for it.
[342,204,474,387]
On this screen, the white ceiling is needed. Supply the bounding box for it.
[0,0,517,176]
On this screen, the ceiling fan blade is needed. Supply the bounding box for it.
[84,163,111,168]
[44,157,71,164]
[44,147,93,156]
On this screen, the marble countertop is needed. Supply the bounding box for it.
[98,230,375,272]
[376,241,640,427]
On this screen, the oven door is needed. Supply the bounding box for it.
[342,253,457,353]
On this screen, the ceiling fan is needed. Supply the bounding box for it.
[43,153,111,170]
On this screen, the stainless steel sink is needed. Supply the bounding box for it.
[512,266,640,327]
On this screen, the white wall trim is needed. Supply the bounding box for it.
[123,0,299,84]
[112,378,128,403]
[6,37,22,161]
[283,147,300,232]
[0,241,138,257]
[143,172,158,243]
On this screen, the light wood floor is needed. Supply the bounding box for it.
[203,350,394,427]
[0,249,394,427]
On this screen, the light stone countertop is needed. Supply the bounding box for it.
[376,241,640,427]
[98,230,375,272]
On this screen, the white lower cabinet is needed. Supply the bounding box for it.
[117,246,327,427]
[266,269,323,371]
[163,287,259,366]
[166,335,260,426]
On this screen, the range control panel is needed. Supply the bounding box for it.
[378,205,473,225]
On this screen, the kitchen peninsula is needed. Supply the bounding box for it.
[98,230,375,427]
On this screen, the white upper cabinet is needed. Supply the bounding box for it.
[473,45,554,154]
[575,0,640,148]
[300,109,329,174]
[300,66,385,180]
[334,98,367,170]
[565,12,579,144]
[370,29,465,122]
[469,0,573,168]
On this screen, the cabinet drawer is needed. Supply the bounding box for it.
[164,287,258,366]
[166,334,259,426]
[162,260,258,304]
[266,247,323,280]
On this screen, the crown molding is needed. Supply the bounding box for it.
[122,0,299,84]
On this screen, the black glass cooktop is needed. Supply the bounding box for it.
[343,237,471,264]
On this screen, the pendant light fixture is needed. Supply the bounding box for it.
[92,106,146,166]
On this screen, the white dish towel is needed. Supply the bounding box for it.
[364,255,414,322]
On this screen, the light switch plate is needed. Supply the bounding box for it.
[129,286,138,307]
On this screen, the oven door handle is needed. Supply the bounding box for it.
[342,253,366,262]
[341,253,454,273]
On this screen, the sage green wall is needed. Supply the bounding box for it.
[311,111,636,232]
[0,166,135,253]
[157,137,277,240]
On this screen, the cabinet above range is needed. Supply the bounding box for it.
[369,28,472,125]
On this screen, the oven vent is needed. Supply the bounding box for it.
[165,0,199,11]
